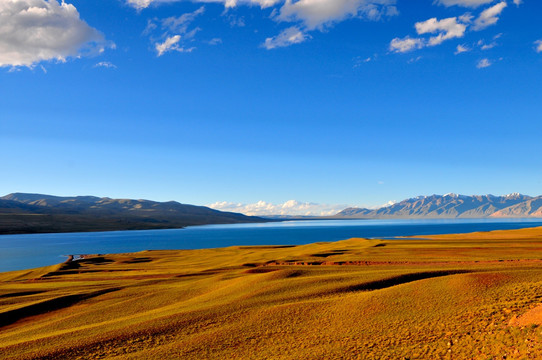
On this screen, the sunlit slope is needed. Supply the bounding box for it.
[2,228,542,359]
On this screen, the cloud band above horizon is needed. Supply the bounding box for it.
[208,200,353,216]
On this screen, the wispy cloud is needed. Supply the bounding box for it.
[156,35,195,56]
[262,26,309,49]
[353,55,373,68]
[408,55,422,63]
[478,32,501,50]
[455,44,470,54]
[126,0,518,56]
[128,0,398,50]
[269,0,398,49]
[477,58,491,68]
[434,0,495,8]
[480,42,496,50]
[162,6,205,33]
[145,6,204,56]
[208,38,223,45]
[94,61,117,68]
[473,1,507,30]
[127,0,398,29]
[127,0,280,10]
[126,0,153,10]
[535,40,542,53]
[389,36,424,53]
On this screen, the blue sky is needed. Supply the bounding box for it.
[1,0,542,215]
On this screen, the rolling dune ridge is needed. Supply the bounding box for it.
[2,227,542,359]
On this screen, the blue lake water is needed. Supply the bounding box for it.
[2,218,542,273]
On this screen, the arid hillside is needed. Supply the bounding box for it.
[0,193,265,234]
[2,227,542,359]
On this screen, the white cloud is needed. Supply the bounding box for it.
[434,0,495,7]
[263,26,309,49]
[227,15,246,27]
[415,17,467,46]
[407,55,422,63]
[391,15,469,54]
[513,0,522,6]
[277,0,397,30]
[473,1,507,30]
[477,58,491,68]
[224,0,281,8]
[458,13,474,23]
[389,36,424,53]
[130,0,398,49]
[128,0,281,10]
[535,40,542,53]
[455,44,469,54]
[480,42,496,50]
[264,0,397,49]
[353,55,372,67]
[0,0,107,68]
[130,0,511,55]
[208,200,351,216]
[208,37,223,45]
[128,0,396,23]
[126,0,154,9]
[156,35,181,56]
[146,7,204,55]
[162,6,205,33]
[94,61,117,68]
[155,35,195,55]
[391,2,507,55]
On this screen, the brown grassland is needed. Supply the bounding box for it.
[2,227,542,359]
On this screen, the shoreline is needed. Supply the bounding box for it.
[3,220,542,274]
[4,226,542,358]
[4,216,542,237]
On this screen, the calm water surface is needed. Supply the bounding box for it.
[2,218,542,272]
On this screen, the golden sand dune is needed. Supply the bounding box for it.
[2,227,542,359]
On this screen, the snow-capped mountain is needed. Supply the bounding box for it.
[336,194,541,218]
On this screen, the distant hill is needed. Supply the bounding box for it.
[335,193,542,219]
[0,193,266,235]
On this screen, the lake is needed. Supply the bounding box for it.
[2,218,542,273]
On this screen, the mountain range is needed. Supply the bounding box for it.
[0,193,265,235]
[2,192,542,235]
[335,193,542,219]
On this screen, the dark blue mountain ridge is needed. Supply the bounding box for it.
[0,193,266,234]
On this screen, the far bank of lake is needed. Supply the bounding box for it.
[2,218,542,273]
